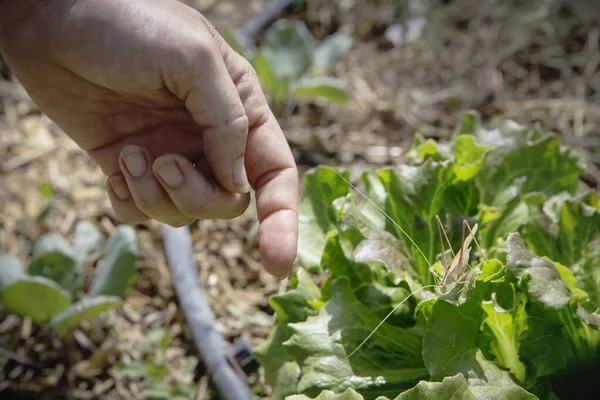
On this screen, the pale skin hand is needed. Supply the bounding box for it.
[0,0,298,278]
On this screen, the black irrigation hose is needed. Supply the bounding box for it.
[162,225,253,400]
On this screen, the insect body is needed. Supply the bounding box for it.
[435,216,485,290]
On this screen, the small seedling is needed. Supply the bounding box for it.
[118,328,198,400]
[0,222,137,338]
[226,19,353,114]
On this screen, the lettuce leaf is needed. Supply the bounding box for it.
[258,113,600,400]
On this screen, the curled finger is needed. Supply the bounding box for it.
[152,154,250,220]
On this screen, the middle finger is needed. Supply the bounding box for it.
[119,144,195,227]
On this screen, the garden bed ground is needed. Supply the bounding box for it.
[1,0,599,398]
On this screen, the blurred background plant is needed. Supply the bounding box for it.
[116,328,199,400]
[226,18,353,115]
[0,223,137,338]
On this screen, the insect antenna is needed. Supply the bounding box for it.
[464,219,487,262]
[456,220,467,278]
[345,284,439,359]
[333,170,432,269]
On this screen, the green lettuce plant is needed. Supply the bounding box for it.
[226,19,352,114]
[255,112,600,399]
[0,222,137,338]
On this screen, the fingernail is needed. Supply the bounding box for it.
[275,268,293,281]
[233,156,250,193]
[108,175,131,200]
[121,146,147,178]
[154,159,185,188]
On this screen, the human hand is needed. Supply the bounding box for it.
[0,0,298,278]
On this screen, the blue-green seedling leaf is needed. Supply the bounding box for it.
[0,252,26,291]
[89,225,137,297]
[262,19,315,81]
[73,221,103,263]
[1,275,71,323]
[50,295,120,338]
[291,77,350,105]
[312,33,353,75]
[29,233,80,294]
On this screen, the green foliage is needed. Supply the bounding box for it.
[50,295,121,337]
[36,181,56,224]
[1,275,71,324]
[118,328,198,400]
[89,225,137,296]
[259,112,600,399]
[0,222,137,337]
[29,233,80,294]
[225,19,353,114]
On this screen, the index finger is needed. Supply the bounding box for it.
[247,115,299,278]
[161,21,251,195]
[204,20,298,277]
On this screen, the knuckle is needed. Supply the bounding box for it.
[190,35,218,62]
[246,62,261,84]
[169,35,217,77]
[227,112,249,135]
[232,58,254,85]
